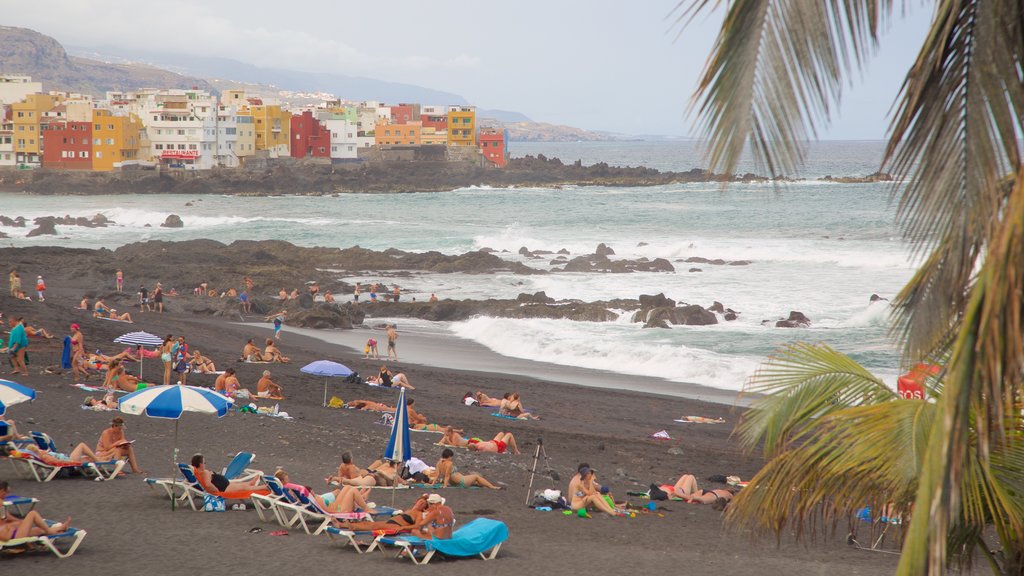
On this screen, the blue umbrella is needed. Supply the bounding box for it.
[300,360,354,407]
[0,379,36,416]
[384,387,411,464]
[119,385,234,510]
[114,331,165,381]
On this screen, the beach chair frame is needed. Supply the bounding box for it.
[0,526,88,559]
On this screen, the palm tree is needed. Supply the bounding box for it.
[734,343,1024,574]
[679,2,1024,574]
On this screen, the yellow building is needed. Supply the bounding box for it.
[375,120,422,146]
[12,93,58,166]
[446,106,476,146]
[248,104,292,155]
[91,109,144,171]
[421,126,447,145]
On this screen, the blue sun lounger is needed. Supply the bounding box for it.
[370,517,509,564]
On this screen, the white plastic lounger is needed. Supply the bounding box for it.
[0,522,87,559]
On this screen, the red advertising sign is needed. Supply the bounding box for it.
[160,150,200,159]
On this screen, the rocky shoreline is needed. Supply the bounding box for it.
[0,154,893,196]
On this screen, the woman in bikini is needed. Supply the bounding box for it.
[160,335,174,386]
[314,485,373,516]
[191,454,262,493]
[500,393,539,420]
[16,442,103,466]
[105,309,134,323]
[470,391,505,407]
[325,452,378,487]
[263,339,290,363]
[406,398,444,432]
[83,393,118,410]
[569,466,618,516]
[412,494,455,539]
[189,350,217,373]
[70,323,87,380]
[671,474,736,504]
[342,493,430,532]
[0,509,72,542]
[103,359,139,393]
[431,448,501,489]
[346,400,395,412]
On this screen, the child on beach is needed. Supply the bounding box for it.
[116,269,124,292]
[364,338,379,359]
[35,275,45,301]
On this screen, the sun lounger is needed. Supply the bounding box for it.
[250,476,306,526]
[2,494,39,516]
[7,447,126,483]
[222,451,262,482]
[175,463,270,511]
[0,520,87,558]
[285,488,374,535]
[369,517,508,564]
[325,525,411,554]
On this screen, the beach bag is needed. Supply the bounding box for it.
[344,372,360,384]
[203,494,226,512]
[649,484,669,501]
[378,413,395,426]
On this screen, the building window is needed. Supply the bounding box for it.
[79,151,89,158]
[178,144,186,150]
[94,139,101,145]
[155,144,163,150]
[177,130,185,135]
[108,124,114,130]
[96,151,103,158]
[95,124,101,130]
[106,138,114,145]
[188,144,197,150]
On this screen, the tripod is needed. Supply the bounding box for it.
[525,437,559,506]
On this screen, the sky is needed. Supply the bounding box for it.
[7,1,933,138]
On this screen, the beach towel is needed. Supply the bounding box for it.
[96,317,133,323]
[649,430,672,440]
[73,383,127,393]
[490,412,521,420]
[61,336,72,370]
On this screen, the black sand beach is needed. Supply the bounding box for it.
[0,250,898,575]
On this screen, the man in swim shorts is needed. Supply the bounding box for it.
[386,325,398,361]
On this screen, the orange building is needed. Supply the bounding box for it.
[12,93,58,167]
[447,106,475,146]
[374,120,422,146]
[91,109,143,171]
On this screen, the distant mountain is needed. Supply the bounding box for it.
[67,46,470,106]
[0,26,211,95]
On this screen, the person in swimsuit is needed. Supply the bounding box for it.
[83,393,119,410]
[103,360,140,393]
[345,400,395,412]
[386,325,398,361]
[342,493,430,532]
[96,417,143,474]
[391,372,414,390]
[499,392,540,420]
[368,365,393,386]
[256,370,283,398]
[468,432,520,455]
[467,391,505,407]
[160,334,174,386]
[411,494,455,539]
[353,282,361,303]
[191,454,261,493]
[70,323,87,380]
[241,338,265,362]
[15,442,103,466]
[569,466,619,516]
[78,296,90,310]
[671,474,736,504]
[404,398,444,431]
[115,269,123,292]
[189,350,217,374]
[263,339,290,363]
[0,504,72,542]
[325,452,378,487]
[364,338,378,359]
[152,283,164,313]
[431,448,501,489]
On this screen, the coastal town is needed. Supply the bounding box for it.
[0,74,509,173]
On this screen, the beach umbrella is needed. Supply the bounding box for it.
[383,387,411,507]
[119,384,234,510]
[114,331,164,381]
[0,379,36,416]
[299,360,354,407]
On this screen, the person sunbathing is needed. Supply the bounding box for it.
[368,365,393,386]
[96,417,143,474]
[273,469,313,498]
[342,493,430,532]
[315,485,374,518]
[77,297,90,310]
[189,350,217,373]
[24,324,54,339]
[103,360,140,393]
[191,453,261,493]
[0,509,72,542]
[346,400,395,412]
[411,494,455,539]
[0,418,28,443]
[325,452,378,487]
[430,448,501,489]
[241,339,266,362]
[569,466,618,517]
[105,309,133,322]
[468,432,520,455]
[364,458,407,487]
[406,398,444,431]
[256,370,283,399]
[500,393,539,420]
[14,442,102,466]
[469,391,504,407]
[263,339,290,363]
[436,426,471,447]
[83,393,118,410]
[391,372,414,390]
[671,474,736,504]
[223,372,256,400]
[92,299,112,316]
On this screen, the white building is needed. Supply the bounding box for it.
[324,117,373,160]
[141,90,218,170]
[0,117,14,167]
[0,75,42,106]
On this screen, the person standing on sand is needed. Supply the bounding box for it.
[160,334,174,386]
[116,269,124,292]
[239,290,251,313]
[138,284,150,312]
[392,284,401,303]
[8,318,29,376]
[353,282,361,303]
[152,283,164,313]
[171,336,189,385]
[35,276,45,301]
[9,269,20,297]
[386,324,399,361]
[266,310,286,339]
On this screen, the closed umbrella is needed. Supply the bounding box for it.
[299,360,354,407]
[383,387,411,507]
[0,379,36,416]
[119,384,233,510]
[114,331,164,381]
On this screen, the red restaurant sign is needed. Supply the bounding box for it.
[160,150,200,159]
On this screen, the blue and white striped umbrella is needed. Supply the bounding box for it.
[384,387,411,464]
[0,379,36,416]
[114,331,165,381]
[119,384,233,419]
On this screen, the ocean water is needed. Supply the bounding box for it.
[0,141,915,393]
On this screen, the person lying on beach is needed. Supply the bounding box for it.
[77,297,90,310]
[392,372,415,390]
[671,474,736,504]
[429,448,501,489]
[273,468,313,497]
[368,365,393,386]
[569,466,618,517]
[96,417,143,474]
[406,398,444,431]
[191,453,260,493]
[364,458,409,487]
[263,339,290,363]
[103,360,140,393]
[188,350,217,373]
[464,391,504,407]
[468,432,520,455]
[83,393,118,410]
[436,426,470,447]
[87,349,139,370]
[342,493,430,532]
[23,323,54,339]
[241,339,266,362]
[12,442,102,466]
[257,370,284,399]
[0,508,72,542]
[345,400,395,413]
[325,452,378,487]
[500,393,540,420]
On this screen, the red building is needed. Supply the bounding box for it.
[289,110,331,158]
[420,113,447,131]
[41,121,93,170]
[478,128,508,168]
[389,103,420,124]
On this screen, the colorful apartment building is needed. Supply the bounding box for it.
[0,106,15,167]
[447,106,476,146]
[290,110,331,158]
[41,120,93,169]
[91,109,143,171]
[478,127,508,167]
[390,103,420,124]
[247,103,292,156]
[420,126,447,145]
[374,120,422,146]
[420,105,447,131]
[12,93,58,167]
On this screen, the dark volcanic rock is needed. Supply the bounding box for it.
[724,312,738,321]
[689,268,702,272]
[642,319,670,329]
[677,304,717,326]
[869,294,888,302]
[639,293,675,309]
[775,310,811,328]
[0,215,27,227]
[708,301,726,314]
[161,214,184,228]
[517,291,555,304]
[557,248,570,255]
[26,217,58,237]
[595,243,615,257]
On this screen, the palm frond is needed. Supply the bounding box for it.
[727,399,934,538]
[738,342,896,457]
[680,0,895,178]
[885,0,1024,359]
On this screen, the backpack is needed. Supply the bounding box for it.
[649,483,669,501]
